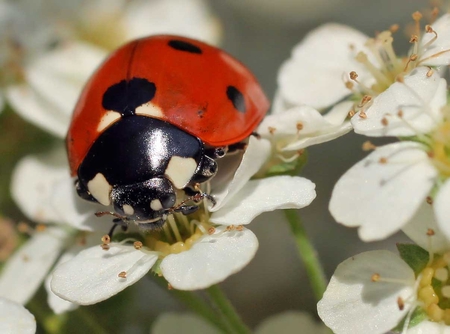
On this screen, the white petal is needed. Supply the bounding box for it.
[317,250,415,334]
[124,0,221,45]
[160,226,258,290]
[434,178,450,241]
[45,275,77,315]
[210,136,271,211]
[419,13,450,66]
[7,42,105,137]
[0,228,69,304]
[256,311,329,334]
[329,142,437,241]
[0,298,36,334]
[278,23,371,109]
[210,176,316,226]
[152,313,219,334]
[51,244,158,305]
[352,67,446,137]
[46,231,106,313]
[402,202,450,253]
[258,104,352,151]
[50,176,108,232]
[407,320,450,334]
[11,150,68,224]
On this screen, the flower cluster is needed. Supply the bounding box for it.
[288,9,450,334]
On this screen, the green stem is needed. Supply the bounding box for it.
[207,285,251,334]
[285,209,328,301]
[153,276,229,332]
[76,307,109,334]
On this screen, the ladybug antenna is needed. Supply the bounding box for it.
[95,211,130,238]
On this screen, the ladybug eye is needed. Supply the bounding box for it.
[226,86,246,113]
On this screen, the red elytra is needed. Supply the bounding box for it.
[67,35,269,176]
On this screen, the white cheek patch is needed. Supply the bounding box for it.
[87,173,112,206]
[97,110,121,132]
[150,199,163,211]
[165,156,198,189]
[122,204,134,216]
[135,103,163,118]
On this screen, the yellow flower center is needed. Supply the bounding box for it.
[429,112,450,177]
[418,252,450,324]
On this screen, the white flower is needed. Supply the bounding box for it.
[0,147,108,314]
[318,225,450,333]
[151,311,329,334]
[50,136,316,305]
[275,13,450,114]
[329,68,450,241]
[1,0,220,135]
[0,297,36,334]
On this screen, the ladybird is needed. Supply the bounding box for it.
[67,35,269,230]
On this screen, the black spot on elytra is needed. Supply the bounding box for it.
[102,78,156,116]
[226,86,246,113]
[168,40,202,54]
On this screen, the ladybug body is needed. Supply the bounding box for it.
[67,35,269,229]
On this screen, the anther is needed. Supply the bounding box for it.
[349,71,358,80]
[390,24,399,33]
[397,110,404,118]
[426,196,433,205]
[381,117,389,126]
[101,244,110,251]
[431,7,439,23]
[236,225,244,231]
[396,75,404,83]
[348,110,356,117]
[359,95,372,107]
[362,141,376,151]
[226,225,235,231]
[379,157,388,164]
[296,122,304,131]
[134,241,143,250]
[409,35,419,43]
[208,227,216,235]
[167,283,173,290]
[118,271,127,278]
[426,68,434,77]
[412,11,423,21]
[268,126,276,135]
[345,81,354,90]
[397,297,405,310]
[371,273,381,282]
[425,25,434,33]
[101,234,111,244]
[36,224,46,232]
[427,228,435,236]
[359,111,367,119]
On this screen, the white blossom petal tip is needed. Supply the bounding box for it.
[51,244,158,305]
[160,226,258,290]
[329,142,437,241]
[318,250,415,334]
[210,176,316,226]
[278,23,371,110]
[352,67,447,137]
[0,298,36,334]
[258,103,352,151]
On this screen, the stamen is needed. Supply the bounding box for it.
[412,11,423,39]
[167,215,183,243]
[208,227,216,235]
[371,273,412,285]
[426,196,433,205]
[355,52,391,86]
[430,7,439,24]
[359,111,367,119]
[134,241,143,250]
[118,271,127,278]
[397,296,405,310]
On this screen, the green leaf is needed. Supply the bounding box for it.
[265,149,308,177]
[396,243,429,276]
[391,306,427,332]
